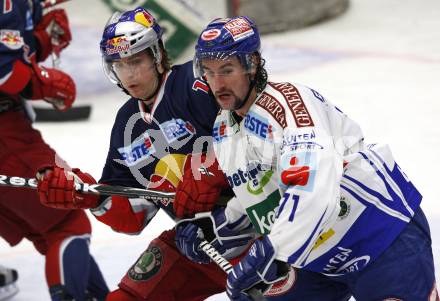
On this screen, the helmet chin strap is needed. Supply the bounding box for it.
[232,54,261,112]
[233,72,257,111]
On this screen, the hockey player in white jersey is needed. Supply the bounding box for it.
[175,16,438,300]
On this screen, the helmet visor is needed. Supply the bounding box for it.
[103,50,156,84]
[193,51,255,79]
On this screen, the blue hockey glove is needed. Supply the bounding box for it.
[175,208,256,263]
[226,236,290,301]
[175,222,210,263]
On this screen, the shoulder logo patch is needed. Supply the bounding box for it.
[0,30,24,50]
[270,82,314,128]
[256,92,287,128]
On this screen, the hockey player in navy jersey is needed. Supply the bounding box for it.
[35,7,255,301]
[0,0,109,300]
[175,16,439,300]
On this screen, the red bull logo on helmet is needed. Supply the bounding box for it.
[106,36,130,55]
[134,10,154,27]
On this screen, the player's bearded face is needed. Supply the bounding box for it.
[112,51,158,100]
[202,57,252,111]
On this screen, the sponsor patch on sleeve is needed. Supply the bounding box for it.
[0,30,24,50]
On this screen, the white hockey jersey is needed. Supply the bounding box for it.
[213,82,422,275]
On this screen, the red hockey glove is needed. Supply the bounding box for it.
[174,153,229,218]
[34,9,72,62]
[36,166,99,209]
[29,63,76,111]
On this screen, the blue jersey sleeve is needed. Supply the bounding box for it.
[0,0,40,84]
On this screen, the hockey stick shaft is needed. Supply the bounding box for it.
[0,174,175,202]
[198,240,266,301]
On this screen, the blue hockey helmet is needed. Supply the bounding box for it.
[100,7,163,84]
[193,16,261,78]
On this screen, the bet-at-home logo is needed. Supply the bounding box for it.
[128,246,162,281]
[246,190,280,235]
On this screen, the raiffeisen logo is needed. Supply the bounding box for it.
[212,120,227,142]
[244,111,274,140]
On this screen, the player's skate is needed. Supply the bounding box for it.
[0,265,18,301]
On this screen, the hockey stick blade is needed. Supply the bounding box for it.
[0,174,175,204]
[34,105,92,122]
[198,240,266,301]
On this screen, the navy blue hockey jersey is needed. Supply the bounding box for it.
[99,61,218,219]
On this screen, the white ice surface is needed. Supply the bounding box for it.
[1,0,439,300]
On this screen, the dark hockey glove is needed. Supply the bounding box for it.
[34,9,72,62]
[174,153,229,218]
[175,222,211,264]
[175,208,256,263]
[226,237,290,301]
[36,166,99,209]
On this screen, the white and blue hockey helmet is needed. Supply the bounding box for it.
[99,7,163,84]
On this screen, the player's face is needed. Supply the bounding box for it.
[112,51,158,100]
[201,57,252,111]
